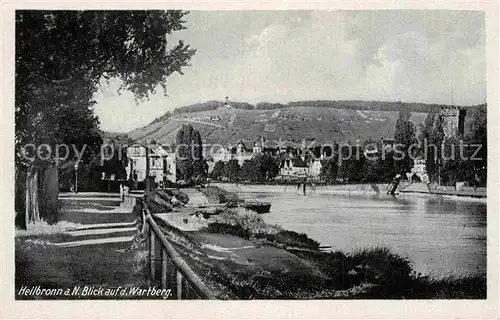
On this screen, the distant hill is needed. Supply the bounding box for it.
[172,100,254,115]
[172,99,459,113]
[112,100,482,152]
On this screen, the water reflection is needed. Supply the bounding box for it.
[235,190,486,277]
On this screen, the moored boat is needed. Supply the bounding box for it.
[240,200,271,214]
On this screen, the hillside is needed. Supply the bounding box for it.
[127,104,424,148]
[124,100,480,151]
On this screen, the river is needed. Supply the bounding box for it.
[230,188,486,277]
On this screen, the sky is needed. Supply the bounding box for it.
[93,10,486,133]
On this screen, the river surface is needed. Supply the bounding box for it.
[232,189,486,277]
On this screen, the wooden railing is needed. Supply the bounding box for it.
[141,202,216,300]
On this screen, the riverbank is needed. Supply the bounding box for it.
[211,182,487,200]
[211,182,390,195]
[152,187,486,299]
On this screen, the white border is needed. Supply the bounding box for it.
[1,1,498,319]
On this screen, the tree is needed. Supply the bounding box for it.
[210,161,225,180]
[15,11,195,228]
[238,154,279,182]
[259,154,280,180]
[320,156,339,183]
[175,124,205,184]
[394,104,417,176]
[224,160,241,182]
[337,146,365,183]
[439,104,487,187]
[467,104,487,185]
[419,109,444,183]
[192,130,207,182]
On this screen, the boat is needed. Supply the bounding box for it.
[240,200,271,214]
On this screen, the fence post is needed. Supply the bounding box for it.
[149,230,156,282]
[161,249,168,290]
[176,270,184,300]
[145,221,151,286]
[153,235,162,283]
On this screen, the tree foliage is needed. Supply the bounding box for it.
[16,10,195,164]
[418,110,444,182]
[175,124,206,184]
[15,10,195,227]
[394,104,417,175]
[224,160,241,182]
[439,104,487,186]
[210,161,225,180]
[320,156,339,183]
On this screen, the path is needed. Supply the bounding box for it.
[156,188,211,231]
[399,182,430,194]
[173,118,225,129]
[16,192,146,299]
[181,188,210,206]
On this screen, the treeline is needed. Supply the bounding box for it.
[209,151,399,185]
[172,100,254,115]
[210,154,280,183]
[254,100,455,112]
[286,100,441,113]
[170,99,484,114]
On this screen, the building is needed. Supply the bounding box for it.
[234,140,255,166]
[279,154,309,178]
[212,146,232,163]
[439,106,466,138]
[309,158,323,177]
[125,144,176,185]
[218,96,233,110]
[410,158,429,183]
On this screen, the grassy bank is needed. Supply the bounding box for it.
[150,205,486,299]
[15,220,151,299]
[146,189,190,213]
[202,209,320,250]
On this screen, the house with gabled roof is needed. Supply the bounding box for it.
[125,143,176,185]
[279,153,309,178]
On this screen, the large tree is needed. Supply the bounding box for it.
[439,104,487,186]
[419,109,444,183]
[224,160,241,182]
[394,104,417,176]
[15,10,195,228]
[175,124,206,184]
[210,161,225,180]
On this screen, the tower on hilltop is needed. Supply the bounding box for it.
[220,96,233,110]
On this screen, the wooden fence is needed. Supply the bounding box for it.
[141,201,216,300]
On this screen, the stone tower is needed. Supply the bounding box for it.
[439,106,466,138]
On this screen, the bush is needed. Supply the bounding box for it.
[348,247,414,293]
[259,230,320,251]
